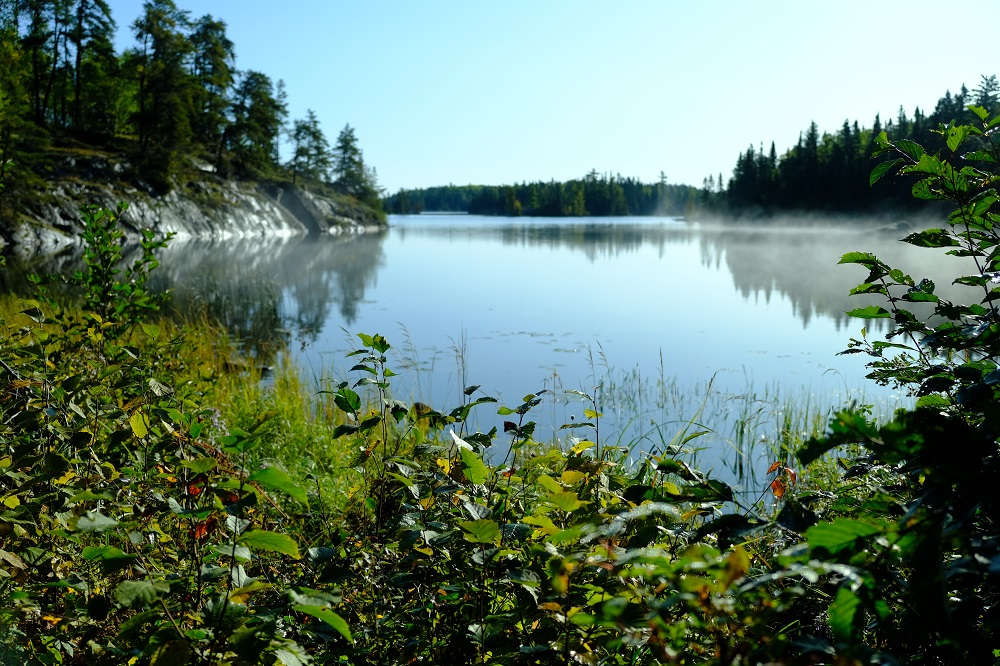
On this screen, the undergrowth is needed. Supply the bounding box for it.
[4,102,1000,663]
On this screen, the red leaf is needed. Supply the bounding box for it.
[786,468,797,485]
[766,461,782,475]
[191,516,217,541]
[770,478,786,499]
[187,473,208,498]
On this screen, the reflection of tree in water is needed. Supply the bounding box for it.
[284,234,386,337]
[146,231,386,354]
[401,220,684,262]
[495,224,666,261]
[694,224,966,330]
[403,217,969,330]
[3,232,387,356]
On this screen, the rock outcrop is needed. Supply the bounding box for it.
[2,152,385,254]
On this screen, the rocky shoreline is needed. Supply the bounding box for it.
[1,153,386,255]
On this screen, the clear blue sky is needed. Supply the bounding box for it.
[105,1,1000,193]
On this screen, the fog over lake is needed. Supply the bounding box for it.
[8,214,968,477]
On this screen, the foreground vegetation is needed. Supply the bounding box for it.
[4,108,1000,664]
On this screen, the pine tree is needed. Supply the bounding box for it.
[289,109,331,184]
[228,70,285,178]
[189,14,233,163]
[131,0,193,189]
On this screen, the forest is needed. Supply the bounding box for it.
[384,172,705,217]
[725,74,1000,213]
[0,0,382,225]
[385,75,1000,219]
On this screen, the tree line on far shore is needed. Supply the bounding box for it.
[725,74,1000,214]
[385,171,705,217]
[385,75,1000,219]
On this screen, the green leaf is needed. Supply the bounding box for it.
[963,149,996,163]
[114,580,169,608]
[82,545,128,561]
[73,510,118,533]
[249,467,308,505]
[893,139,925,161]
[141,323,160,340]
[147,377,172,397]
[902,228,958,248]
[293,604,353,641]
[828,586,863,641]
[82,546,137,573]
[334,388,361,414]
[912,177,948,200]
[68,490,114,503]
[838,251,883,268]
[459,447,488,485]
[969,105,989,122]
[946,125,972,152]
[332,424,359,438]
[870,158,904,186]
[846,306,891,319]
[459,518,501,544]
[238,530,301,559]
[180,457,218,474]
[806,519,880,555]
[537,474,563,493]
[150,640,193,666]
[905,153,946,176]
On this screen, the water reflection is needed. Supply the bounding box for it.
[9,215,969,485]
[3,231,388,360]
[394,216,966,330]
[150,232,387,351]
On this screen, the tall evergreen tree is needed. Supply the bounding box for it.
[331,124,381,210]
[188,14,233,163]
[69,0,115,133]
[228,69,285,178]
[131,0,193,189]
[288,109,331,184]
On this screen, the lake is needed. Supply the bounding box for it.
[8,214,962,482]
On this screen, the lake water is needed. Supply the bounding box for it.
[9,214,966,483]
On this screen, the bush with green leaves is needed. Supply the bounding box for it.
[780,105,1000,663]
[0,205,351,665]
[311,333,820,665]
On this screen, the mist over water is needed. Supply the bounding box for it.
[9,213,974,482]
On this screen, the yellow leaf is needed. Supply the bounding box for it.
[538,602,562,612]
[721,546,751,588]
[2,496,19,509]
[435,457,452,474]
[682,507,713,521]
[413,545,433,556]
[41,615,62,624]
[53,470,76,486]
[561,470,586,485]
[130,411,150,439]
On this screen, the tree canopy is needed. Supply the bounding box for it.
[0,0,382,215]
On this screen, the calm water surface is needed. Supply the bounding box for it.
[13,214,964,480]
